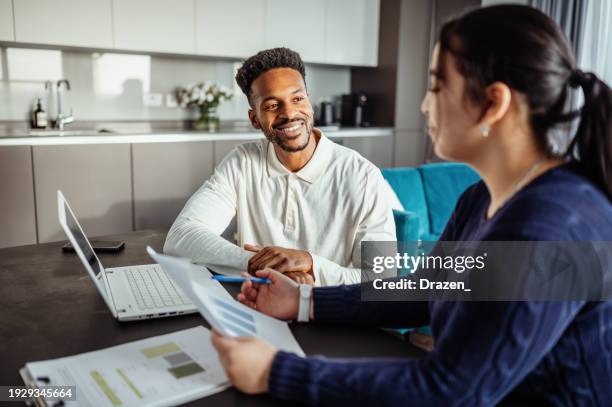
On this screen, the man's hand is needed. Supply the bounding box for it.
[245,244,314,277]
[237,269,300,320]
[211,330,277,394]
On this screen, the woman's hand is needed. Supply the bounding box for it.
[211,330,277,394]
[237,269,300,320]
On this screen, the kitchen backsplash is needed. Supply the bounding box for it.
[0,46,350,122]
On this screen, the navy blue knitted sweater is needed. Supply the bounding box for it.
[268,163,612,406]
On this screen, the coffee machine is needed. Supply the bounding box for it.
[341,92,368,127]
[316,100,335,126]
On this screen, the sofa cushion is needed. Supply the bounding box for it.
[419,163,480,236]
[382,168,429,240]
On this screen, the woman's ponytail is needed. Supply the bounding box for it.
[566,70,612,200]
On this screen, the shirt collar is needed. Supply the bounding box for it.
[266,128,332,184]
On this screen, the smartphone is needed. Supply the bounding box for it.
[62,240,125,253]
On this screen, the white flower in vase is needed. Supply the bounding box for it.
[175,81,234,132]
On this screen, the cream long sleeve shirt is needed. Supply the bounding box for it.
[164,132,396,286]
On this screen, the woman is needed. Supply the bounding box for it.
[211,5,612,406]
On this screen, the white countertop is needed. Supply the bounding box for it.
[0,127,394,146]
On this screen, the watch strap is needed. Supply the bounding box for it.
[297,284,312,322]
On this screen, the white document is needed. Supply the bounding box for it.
[147,247,305,357]
[177,261,234,301]
[25,326,229,407]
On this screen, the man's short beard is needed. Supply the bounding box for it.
[265,120,314,152]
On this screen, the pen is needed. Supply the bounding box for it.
[211,275,271,284]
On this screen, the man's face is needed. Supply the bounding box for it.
[248,67,314,153]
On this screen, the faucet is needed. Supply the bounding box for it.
[55,79,73,130]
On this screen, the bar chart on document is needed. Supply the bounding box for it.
[212,296,258,337]
[25,327,228,407]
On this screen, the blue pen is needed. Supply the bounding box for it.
[211,275,271,284]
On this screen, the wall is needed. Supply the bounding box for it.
[393,0,434,167]
[0,46,350,123]
[421,0,482,162]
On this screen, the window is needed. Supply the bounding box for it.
[579,0,612,83]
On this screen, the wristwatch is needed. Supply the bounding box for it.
[297,284,313,322]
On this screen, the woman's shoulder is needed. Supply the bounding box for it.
[495,163,612,240]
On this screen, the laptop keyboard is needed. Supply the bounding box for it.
[125,265,193,310]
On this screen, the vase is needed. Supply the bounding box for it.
[194,106,220,132]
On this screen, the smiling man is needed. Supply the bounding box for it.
[164,47,396,286]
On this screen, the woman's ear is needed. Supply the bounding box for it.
[481,82,512,127]
[248,109,261,130]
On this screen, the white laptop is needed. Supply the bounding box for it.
[57,190,202,321]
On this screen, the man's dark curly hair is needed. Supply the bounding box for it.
[235,47,306,104]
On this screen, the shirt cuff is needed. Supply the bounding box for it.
[310,253,326,287]
[310,253,360,286]
[268,351,313,403]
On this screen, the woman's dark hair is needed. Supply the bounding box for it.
[439,5,612,199]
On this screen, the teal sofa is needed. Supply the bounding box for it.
[382,163,480,242]
[380,163,480,340]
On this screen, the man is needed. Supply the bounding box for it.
[164,47,395,286]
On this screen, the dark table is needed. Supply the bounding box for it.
[0,230,423,406]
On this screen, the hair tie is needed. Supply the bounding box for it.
[568,69,591,89]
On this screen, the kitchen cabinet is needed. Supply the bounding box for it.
[13,0,113,48]
[0,147,37,248]
[0,0,14,41]
[265,0,327,63]
[325,0,380,66]
[0,130,393,249]
[195,0,265,58]
[341,134,394,169]
[132,142,214,230]
[5,0,381,67]
[113,0,195,54]
[32,144,132,243]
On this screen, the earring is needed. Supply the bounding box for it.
[480,124,490,138]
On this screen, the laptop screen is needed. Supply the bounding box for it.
[62,199,103,278]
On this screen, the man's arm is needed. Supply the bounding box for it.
[164,147,252,269]
[268,300,584,406]
[310,167,397,286]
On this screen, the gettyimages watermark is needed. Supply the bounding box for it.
[360,241,612,301]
